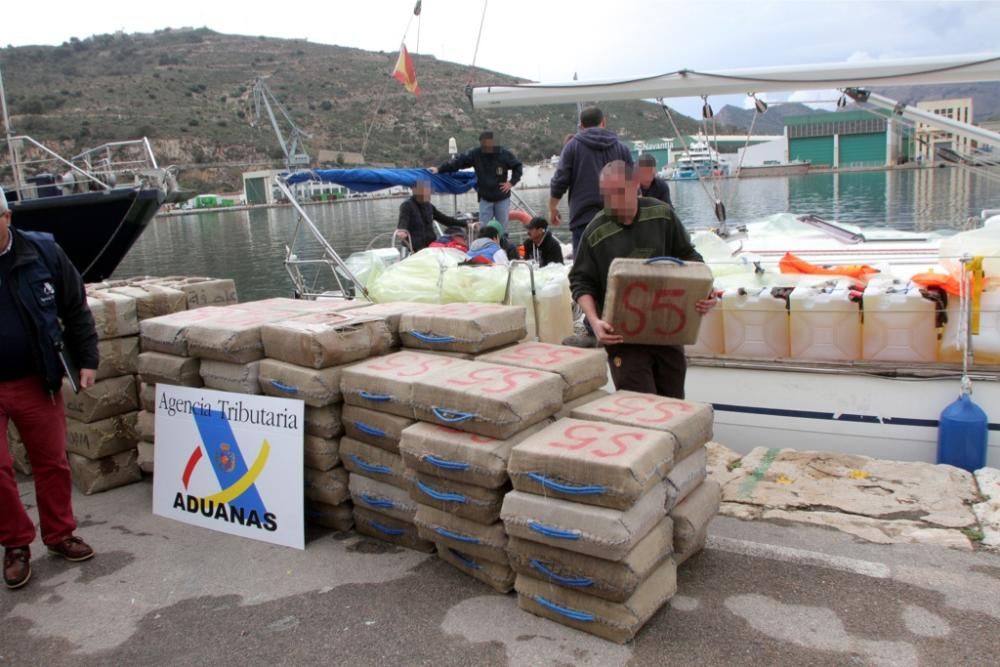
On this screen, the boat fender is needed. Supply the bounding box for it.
[937,394,988,472]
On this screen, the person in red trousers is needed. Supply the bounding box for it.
[1,186,99,590]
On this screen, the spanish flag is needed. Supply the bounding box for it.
[392,43,421,96]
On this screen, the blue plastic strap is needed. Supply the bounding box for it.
[409,331,457,344]
[533,595,594,622]
[434,527,480,544]
[415,479,467,504]
[526,472,606,496]
[644,256,685,266]
[422,454,470,471]
[350,454,392,476]
[431,407,475,423]
[368,520,405,536]
[529,521,580,540]
[353,421,386,438]
[447,548,481,570]
[530,560,593,587]
[269,379,299,394]
[358,390,392,402]
[360,494,394,509]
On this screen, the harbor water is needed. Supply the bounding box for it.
[114,168,1000,301]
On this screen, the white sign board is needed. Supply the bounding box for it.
[153,385,305,549]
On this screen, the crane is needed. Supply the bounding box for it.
[251,77,311,170]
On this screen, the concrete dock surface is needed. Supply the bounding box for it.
[3,466,1000,667]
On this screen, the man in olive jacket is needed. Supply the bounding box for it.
[569,162,717,399]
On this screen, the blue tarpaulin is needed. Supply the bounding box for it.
[282,168,477,194]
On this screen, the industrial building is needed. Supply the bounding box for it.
[783,109,911,168]
[914,98,975,162]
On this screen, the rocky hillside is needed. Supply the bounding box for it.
[0,28,727,192]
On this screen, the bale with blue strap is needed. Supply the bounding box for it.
[342,404,415,453]
[340,437,409,491]
[258,358,344,407]
[414,504,508,565]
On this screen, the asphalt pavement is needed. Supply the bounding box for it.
[2,475,998,666]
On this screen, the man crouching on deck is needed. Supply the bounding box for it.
[568,161,717,399]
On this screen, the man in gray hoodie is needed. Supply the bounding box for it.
[548,107,634,256]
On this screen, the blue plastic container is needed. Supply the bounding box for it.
[937,394,988,472]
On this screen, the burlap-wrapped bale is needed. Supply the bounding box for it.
[398,421,549,489]
[304,466,349,506]
[351,301,426,347]
[508,418,674,510]
[304,435,340,471]
[66,411,139,459]
[305,499,354,531]
[436,544,516,594]
[185,309,292,363]
[95,336,139,380]
[304,404,343,439]
[399,302,527,354]
[199,359,262,394]
[670,479,720,559]
[137,352,202,387]
[601,257,714,346]
[570,391,714,462]
[349,474,419,523]
[261,312,392,369]
[341,437,408,490]
[407,470,507,524]
[236,297,337,315]
[341,351,469,419]
[68,449,142,495]
[501,486,666,561]
[554,390,610,420]
[342,405,414,453]
[258,359,343,407]
[506,517,673,603]
[353,506,435,553]
[139,306,239,357]
[139,382,156,413]
[87,291,139,340]
[515,556,678,644]
[63,375,138,424]
[136,410,155,442]
[414,504,508,565]
[136,441,154,473]
[8,423,32,476]
[674,527,708,567]
[477,343,608,401]
[410,362,563,439]
[106,284,188,321]
[665,447,708,513]
[160,277,238,309]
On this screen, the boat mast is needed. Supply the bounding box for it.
[0,67,24,195]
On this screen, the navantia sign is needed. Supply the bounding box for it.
[153,385,304,549]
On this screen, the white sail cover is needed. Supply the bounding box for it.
[471,53,1000,109]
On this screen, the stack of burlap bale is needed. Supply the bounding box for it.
[61,288,146,494]
[258,307,392,533]
[500,390,717,644]
[357,304,562,590]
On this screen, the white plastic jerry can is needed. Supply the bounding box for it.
[940,287,1000,365]
[862,284,938,363]
[721,287,790,358]
[789,281,862,361]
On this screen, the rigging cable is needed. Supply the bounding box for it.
[464,0,490,104]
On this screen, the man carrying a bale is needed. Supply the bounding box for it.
[0,186,98,590]
[568,162,717,399]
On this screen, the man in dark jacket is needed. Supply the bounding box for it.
[549,107,634,255]
[637,153,672,205]
[0,186,99,590]
[396,179,466,253]
[433,131,522,226]
[521,217,564,267]
[569,162,717,399]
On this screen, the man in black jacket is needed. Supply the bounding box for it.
[521,217,564,267]
[549,107,634,255]
[637,153,672,205]
[433,132,522,226]
[396,179,466,253]
[0,186,99,590]
[569,162,717,399]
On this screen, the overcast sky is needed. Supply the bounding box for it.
[4,0,999,115]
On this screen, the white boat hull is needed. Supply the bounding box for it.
[686,363,1000,468]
